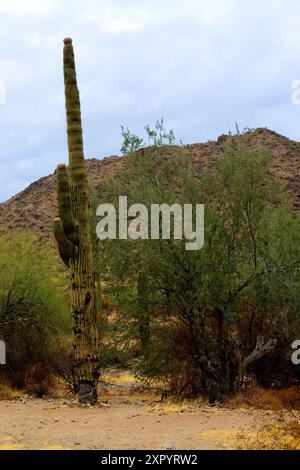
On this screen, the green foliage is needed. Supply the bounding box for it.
[0,231,69,333]
[144,118,175,147]
[120,126,144,155]
[0,231,69,391]
[120,118,176,155]
[96,123,300,399]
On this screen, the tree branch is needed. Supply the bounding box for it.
[243,335,277,370]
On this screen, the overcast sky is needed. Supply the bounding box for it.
[1,0,300,202]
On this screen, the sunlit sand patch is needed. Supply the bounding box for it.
[0,444,69,450]
[122,392,158,402]
[144,400,205,414]
[110,373,136,385]
[0,437,26,450]
[100,369,159,402]
[0,436,70,450]
[0,444,26,450]
[194,429,256,449]
[38,444,70,450]
[101,370,137,386]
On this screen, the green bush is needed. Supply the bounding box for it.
[97,123,300,400]
[0,231,70,394]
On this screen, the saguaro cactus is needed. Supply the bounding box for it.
[53,38,100,404]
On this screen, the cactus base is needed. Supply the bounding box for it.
[78,381,98,405]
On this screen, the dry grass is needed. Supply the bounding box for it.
[144,400,202,414]
[233,383,300,450]
[12,365,59,398]
[239,411,300,450]
[24,367,58,398]
[0,382,23,400]
[228,382,300,411]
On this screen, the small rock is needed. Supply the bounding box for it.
[166,444,176,450]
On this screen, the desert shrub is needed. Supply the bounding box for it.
[15,365,57,398]
[228,381,300,410]
[135,320,205,397]
[52,343,78,395]
[96,123,300,401]
[240,410,300,450]
[0,231,70,393]
[0,381,22,400]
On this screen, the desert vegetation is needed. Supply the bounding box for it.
[0,231,69,397]
[0,38,299,451]
[96,123,300,404]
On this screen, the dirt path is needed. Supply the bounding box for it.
[0,370,268,450]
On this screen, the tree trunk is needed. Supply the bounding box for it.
[137,273,150,352]
[243,336,277,370]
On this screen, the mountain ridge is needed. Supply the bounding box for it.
[1,127,300,239]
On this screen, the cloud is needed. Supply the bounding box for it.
[0,0,60,15]
[0,0,300,201]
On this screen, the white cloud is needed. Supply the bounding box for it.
[0,0,59,15]
[0,80,6,104]
[84,10,150,33]
[81,1,155,32]
[1,0,300,201]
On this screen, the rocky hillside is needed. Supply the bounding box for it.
[1,128,300,239]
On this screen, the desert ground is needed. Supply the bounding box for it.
[0,369,277,451]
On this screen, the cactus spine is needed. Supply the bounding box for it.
[53,38,100,404]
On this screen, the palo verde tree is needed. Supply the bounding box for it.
[53,38,100,404]
[99,125,300,402]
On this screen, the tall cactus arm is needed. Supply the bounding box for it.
[57,164,78,244]
[53,217,78,267]
[63,37,85,183]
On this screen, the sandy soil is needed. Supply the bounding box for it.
[0,370,271,450]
